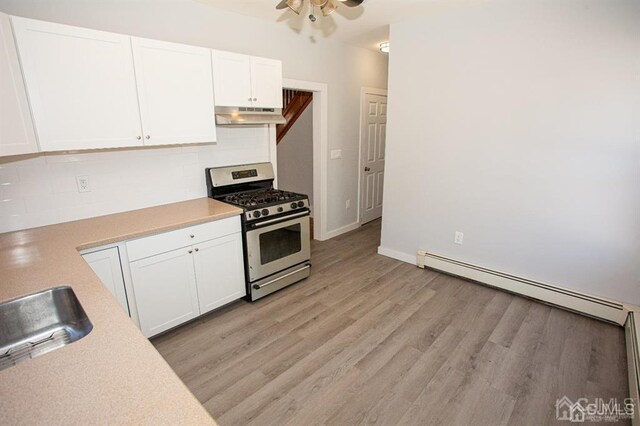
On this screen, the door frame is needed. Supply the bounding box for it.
[273,78,328,241]
[357,87,388,225]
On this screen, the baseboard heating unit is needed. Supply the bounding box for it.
[626,313,640,426]
[416,250,628,325]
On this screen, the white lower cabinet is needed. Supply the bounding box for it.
[193,233,245,315]
[129,247,201,337]
[126,216,245,337]
[82,247,130,315]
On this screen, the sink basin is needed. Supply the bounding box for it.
[0,286,93,371]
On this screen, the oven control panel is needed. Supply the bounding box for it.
[245,199,309,221]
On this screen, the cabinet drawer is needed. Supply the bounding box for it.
[126,215,241,261]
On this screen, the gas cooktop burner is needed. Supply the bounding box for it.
[224,189,302,208]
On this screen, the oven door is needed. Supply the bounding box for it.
[245,211,310,282]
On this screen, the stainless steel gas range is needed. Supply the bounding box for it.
[206,162,311,301]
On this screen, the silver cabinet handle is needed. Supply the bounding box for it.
[194,248,199,252]
[188,250,193,254]
[364,167,370,171]
[253,98,257,101]
[248,97,252,101]
[145,135,150,139]
[189,234,194,238]
[136,136,142,140]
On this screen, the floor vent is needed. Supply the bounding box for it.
[416,250,627,325]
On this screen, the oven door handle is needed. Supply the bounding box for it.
[252,264,311,289]
[248,210,310,229]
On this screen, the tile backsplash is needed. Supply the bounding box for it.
[0,126,271,233]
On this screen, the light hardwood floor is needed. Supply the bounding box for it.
[153,219,630,425]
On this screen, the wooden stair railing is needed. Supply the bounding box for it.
[276,89,313,144]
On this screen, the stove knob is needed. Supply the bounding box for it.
[297,201,305,208]
[253,210,261,218]
[277,207,284,213]
[261,209,269,216]
[290,202,297,209]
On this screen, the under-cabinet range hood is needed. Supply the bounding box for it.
[215,106,286,126]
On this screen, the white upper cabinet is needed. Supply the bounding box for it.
[212,50,282,109]
[11,17,143,151]
[0,12,38,156]
[250,56,283,108]
[131,37,216,145]
[211,50,252,108]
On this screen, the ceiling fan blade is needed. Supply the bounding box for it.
[321,0,338,16]
[339,0,364,6]
[276,0,289,10]
[285,0,303,14]
[311,0,328,6]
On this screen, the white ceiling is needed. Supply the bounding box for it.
[194,0,446,51]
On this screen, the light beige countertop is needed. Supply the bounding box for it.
[0,198,242,425]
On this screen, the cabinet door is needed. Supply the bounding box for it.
[131,37,216,145]
[211,50,252,108]
[250,56,283,108]
[82,247,129,315]
[0,13,38,156]
[11,17,143,151]
[193,233,245,315]
[129,248,199,337]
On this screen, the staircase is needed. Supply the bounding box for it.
[276,89,313,144]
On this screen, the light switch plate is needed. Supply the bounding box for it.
[330,149,342,160]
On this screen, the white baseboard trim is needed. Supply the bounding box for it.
[414,250,628,325]
[626,312,640,426]
[377,246,417,265]
[322,222,360,240]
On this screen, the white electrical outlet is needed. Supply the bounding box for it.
[76,175,91,193]
[454,231,464,245]
[346,199,351,209]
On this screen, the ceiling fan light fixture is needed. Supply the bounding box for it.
[311,0,328,6]
[286,0,303,14]
[379,41,389,53]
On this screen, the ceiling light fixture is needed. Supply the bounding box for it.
[379,42,389,53]
[281,0,364,22]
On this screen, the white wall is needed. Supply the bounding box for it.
[381,0,640,305]
[277,104,314,207]
[0,0,388,234]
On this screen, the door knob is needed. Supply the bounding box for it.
[364,167,371,172]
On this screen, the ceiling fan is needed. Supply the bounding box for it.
[282,0,365,22]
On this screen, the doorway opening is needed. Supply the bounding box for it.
[276,89,314,237]
[273,78,328,241]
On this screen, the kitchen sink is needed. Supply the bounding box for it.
[0,287,93,371]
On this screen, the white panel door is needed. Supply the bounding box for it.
[211,50,252,108]
[250,56,283,108]
[129,248,200,337]
[360,93,387,224]
[0,13,38,156]
[193,233,245,315]
[11,17,143,151]
[131,37,216,145]
[82,247,129,315]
